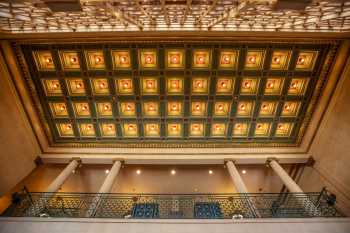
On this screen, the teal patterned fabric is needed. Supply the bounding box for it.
[132,203,159,218]
[194,202,223,219]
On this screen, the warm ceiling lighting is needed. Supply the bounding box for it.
[171,169,176,175]
[66,125,72,130]
[278,124,284,129]
[240,104,246,110]
[76,83,82,88]
[220,81,227,88]
[108,125,113,130]
[215,125,221,130]
[95,57,102,63]
[208,170,213,175]
[54,83,60,88]
[99,82,106,88]
[87,125,92,130]
[120,56,126,63]
[45,57,52,63]
[123,82,129,88]
[195,104,200,110]
[291,82,297,88]
[70,57,77,63]
[171,104,178,110]
[105,169,110,174]
[148,105,155,111]
[236,124,241,129]
[104,105,109,110]
[198,56,204,63]
[248,56,255,63]
[171,125,177,130]
[284,105,291,110]
[82,105,88,110]
[267,82,274,88]
[171,81,178,88]
[196,81,202,88]
[242,170,247,174]
[126,104,132,110]
[171,56,178,63]
[146,56,152,63]
[298,57,305,64]
[136,169,141,175]
[273,56,280,63]
[128,125,134,130]
[224,56,230,62]
[60,105,65,110]
[147,81,153,88]
[257,124,262,129]
[150,125,155,130]
[262,104,268,110]
[243,81,251,88]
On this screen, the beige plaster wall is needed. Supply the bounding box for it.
[0,51,40,197]
[298,54,350,215]
[7,164,287,194]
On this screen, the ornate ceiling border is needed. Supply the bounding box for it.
[4,33,343,151]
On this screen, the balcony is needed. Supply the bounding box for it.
[2,189,343,219]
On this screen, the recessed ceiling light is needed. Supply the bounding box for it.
[105,169,110,174]
[208,170,213,174]
[171,169,176,175]
[136,169,141,175]
[242,170,247,174]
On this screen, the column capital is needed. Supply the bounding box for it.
[224,159,235,164]
[112,159,124,165]
[70,157,82,164]
[266,157,279,167]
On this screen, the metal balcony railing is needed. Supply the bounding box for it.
[1,189,343,219]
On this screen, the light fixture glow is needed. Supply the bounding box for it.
[208,170,213,174]
[242,170,247,174]
[171,169,176,175]
[136,169,141,175]
[105,169,110,174]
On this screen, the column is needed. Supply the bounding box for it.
[268,159,303,193]
[87,160,122,217]
[268,158,320,216]
[225,161,260,218]
[226,161,248,193]
[46,159,80,193]
[98,160,122,193]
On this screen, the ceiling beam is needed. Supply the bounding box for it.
[40,153,311,165]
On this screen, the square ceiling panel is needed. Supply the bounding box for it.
[19,40,334,147]
[111,50,131,69]
[42,79,62,96]
[85,50,105,70]
[166,49,185,69]
[59,51,80,70]
[139,49,158,69]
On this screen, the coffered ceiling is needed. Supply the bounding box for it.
[0,0,349,33]
[15,40,337,148]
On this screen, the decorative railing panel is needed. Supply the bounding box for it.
[2,190,343,219]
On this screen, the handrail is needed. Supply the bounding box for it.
[2,191,344,219]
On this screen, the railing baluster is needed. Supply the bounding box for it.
[1,191,343,219]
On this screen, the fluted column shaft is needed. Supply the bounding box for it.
[226,161,248,193]
[46,159,79,193]
[269,159,303,193]
[98,160,122,193]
